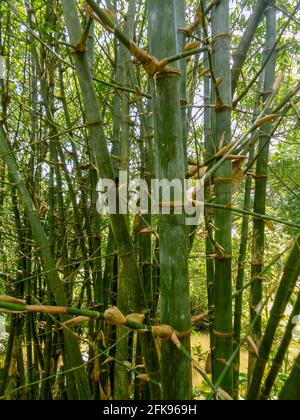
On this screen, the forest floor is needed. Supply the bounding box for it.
[191,331,299,391]
[191,332,248,388]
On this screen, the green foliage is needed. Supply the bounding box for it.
[0,0,299,401]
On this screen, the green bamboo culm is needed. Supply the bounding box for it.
[0,128,91,400]
[60,0,161,399]
[231,0,269,96]
[203,3,215,361]
[148,0,192,400]
[249,0,277,380]
[233,152,253,398]
[233,75,264,399]
[248,233,300,400]
[114,0,136,400]
[211,0,234,396]
[278,352,300,401]
[261,290,300,400]
[175,0,188,170]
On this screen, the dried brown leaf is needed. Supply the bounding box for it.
[55,256,63,269]
[170,332,181,349]
[92,359,100,384]
[215,77,224,87]
[205,352,212,374]
[246,336,259,357]
[215,140,236,158]
[63,316,90,328]
[137,374,150,382]
[263,219,274,231]
[232,160,244,194]
[104,306,126,326]
[102,357,114,366]
[0,295,26,305]
[152,325,173,339]
[188,165,207,180]
[126,313,145,324]
[256,114,278,128]
[183,41,201,52]
[273,74,284,92]
[139,227,153,234]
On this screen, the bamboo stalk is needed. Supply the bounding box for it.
[0,128,92,400]
[249,1,277,381]
[148,0,192,400]
[278,352,300,401]
[248,233,300,400]
[211,0,234,396]
[114,0,136,400]
[202,0,215,364]
[231,0,269,96]
[233,76,264,398]
[261,290,300,400]
[60,0,161,399]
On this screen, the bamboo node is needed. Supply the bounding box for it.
[252,216,264,221]
[272,312,284,320]
[82,3,115,34]
[213,102,233,111]
[215,253,232,261]
[214,330,234,338]
[212,32,231,43]
[130,42,180,77]
[29,305,68,315]
[104,306,126,326]
[152,325,173,339]
[214,176,233,184]
[117,250,136,257]
[232,51,247,58]
[180,10,204,37]
[85,119,103,128]
[176,329,192,340]
[254,174,268,180]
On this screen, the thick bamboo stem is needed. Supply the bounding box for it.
[211,0,234,396]
[248,233,300,400]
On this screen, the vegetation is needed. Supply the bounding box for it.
[0,0,299,401]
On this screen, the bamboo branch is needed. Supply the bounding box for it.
[233,1,300,108]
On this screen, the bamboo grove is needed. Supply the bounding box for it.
[0,0,299,401]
